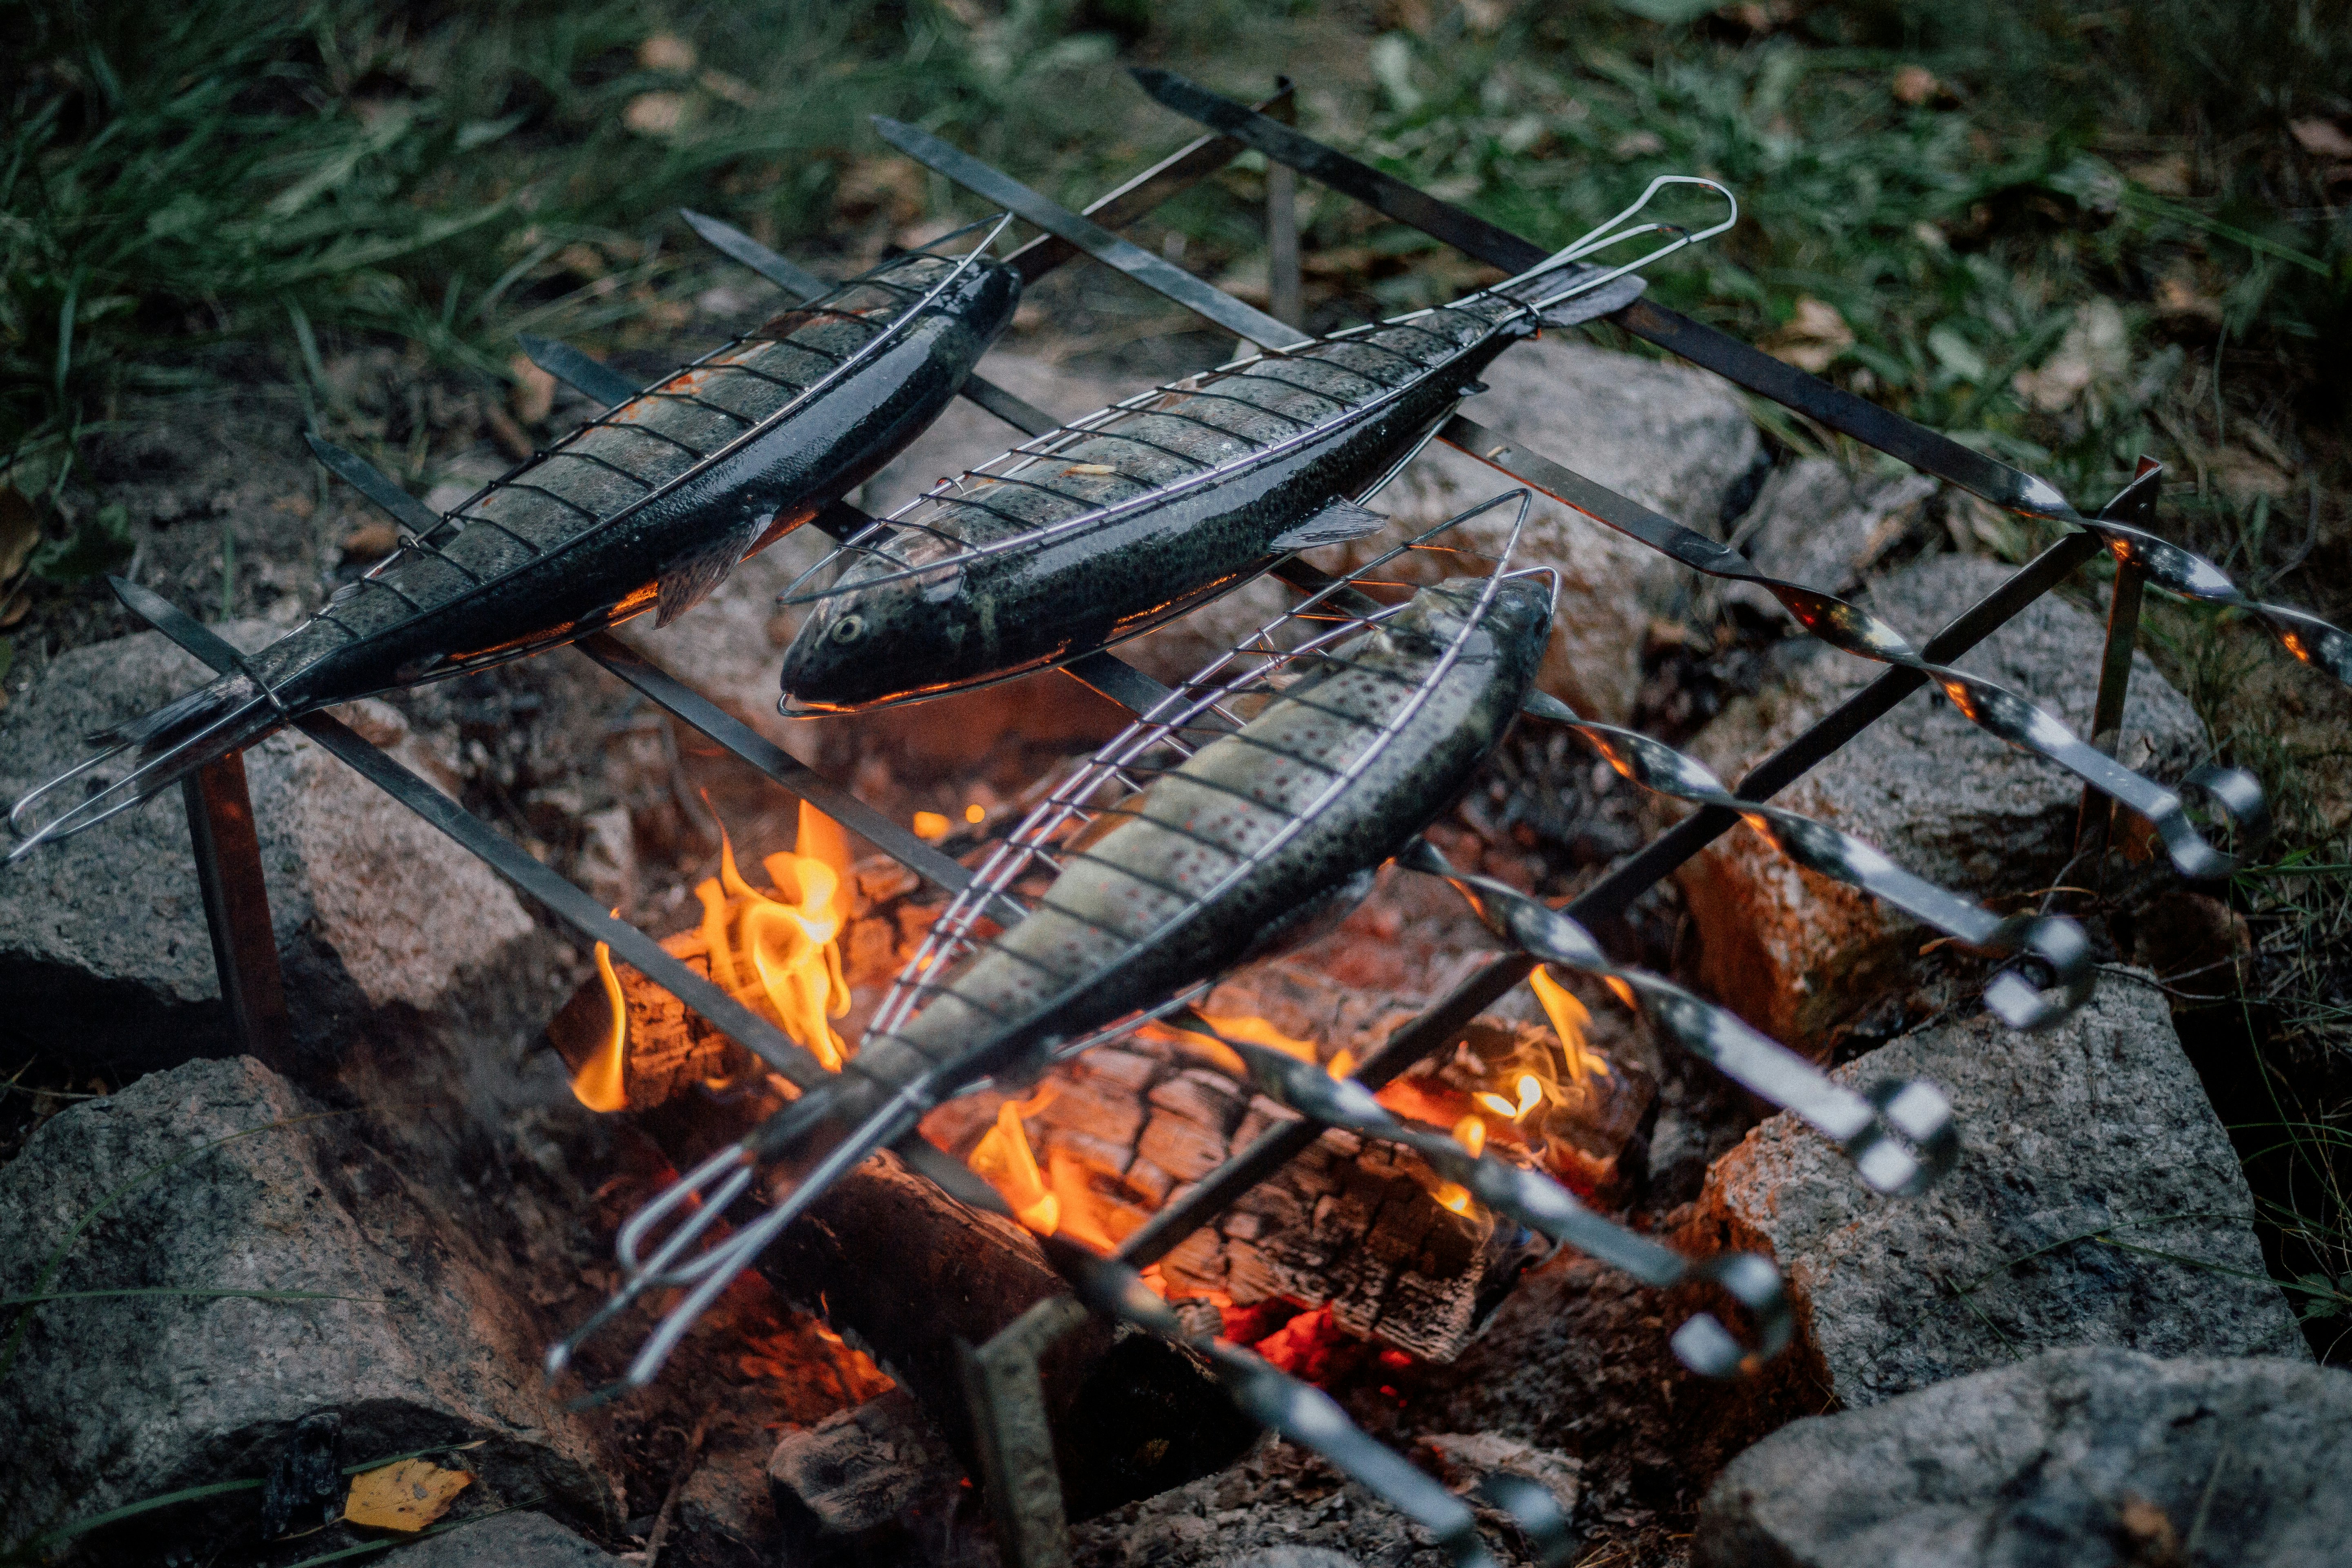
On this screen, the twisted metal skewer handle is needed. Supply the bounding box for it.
[1396,837,1957,1196]
[1465,444,2265,879]
[1519,690,2102,1031]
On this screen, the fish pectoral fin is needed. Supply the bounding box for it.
[1268,499,1387,555]
[654,515,767,628]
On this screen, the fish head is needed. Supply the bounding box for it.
[780,552,982,712]
[1392,574,1556,665]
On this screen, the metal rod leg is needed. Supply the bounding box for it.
[1267,77,1303,331]
[961,1295,1087,1568]
[182,750,293,1067]
[1268,162,1301,330]
[2073,456,2163,871]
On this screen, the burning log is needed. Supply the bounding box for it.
[545,818,1257,1518]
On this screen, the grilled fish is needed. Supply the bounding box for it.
[10,238,1020,855]
[805,572,1551,1154]
[776,270,1639,711]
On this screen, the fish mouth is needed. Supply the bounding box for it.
[779,589,953,711]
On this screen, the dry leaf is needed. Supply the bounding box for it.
[2128,154,2194,198]
[508,354,557,425]
[1761,296,1854,374]
[2290,118,2352,160]
[342,521,401,560]
[624,92,689,139]
[2011,299,2128,413]
[343,1459,472,1532]
[2153,272,2222,325]
[0,486,40,586]
[638,33,697,73]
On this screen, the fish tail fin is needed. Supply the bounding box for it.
[9,673,278,861]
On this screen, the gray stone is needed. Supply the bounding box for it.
[0,1056,614,1555]
[1721,457,1936,619]
[393,1510,622,1565]
[0,623,532,1075]
[1696,1346,2352,1568]
[1679,554,2206,1046]
[1140,336,1763,724]
[1690,974,2305,1412]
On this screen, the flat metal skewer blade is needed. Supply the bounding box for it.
[305,434,443,537]
[1002,78,1295,285]
[676,211,1059,438]
[679,208,832,300]
[1130,68,1550,273]
[869,116,1311,352]
[1127,69,2091,525]
[107,576,837,1093]
[518,334,638,408]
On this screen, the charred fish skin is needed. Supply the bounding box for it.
[11,247,1018,854]
[778,287,1559,712]
[840,576,1553,1118]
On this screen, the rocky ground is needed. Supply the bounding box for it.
[2,300,2347,1568]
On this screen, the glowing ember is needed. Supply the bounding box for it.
[968,1088,1059,1235]
[571,913,630,1113]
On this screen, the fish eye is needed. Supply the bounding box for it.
[830,614,865,645]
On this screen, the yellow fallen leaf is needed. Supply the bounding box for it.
[0,486,39,585]
[343,1458,472,1531]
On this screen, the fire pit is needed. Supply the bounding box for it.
[11,67,2344,1568]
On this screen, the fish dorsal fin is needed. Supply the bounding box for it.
[1269,499,1386,555]
[655,514,766,627]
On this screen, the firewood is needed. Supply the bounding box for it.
[546,936,1257,1520]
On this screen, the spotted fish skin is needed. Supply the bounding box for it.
[836,576,1553,1121]
[777,277,1606,711]
[255,251,1015,700]
[16,249,1017,851]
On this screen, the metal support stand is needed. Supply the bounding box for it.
[100,86,2267,1568]
[960,1296,1088,1568]
[1267,166,1301,328]
[1267,78,1303,330]
[181,751,292,1068]
[2074,456,2163,872]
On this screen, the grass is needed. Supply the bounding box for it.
[2,0,2348,1349]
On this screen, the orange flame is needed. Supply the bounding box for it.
[1530,966,1610,1088]
[696,812,853,1069]
[1434,1114,1485,1214]
[968,1087,1059,1235]
[1046,1145,1119,1253]
[1198,1013,1358,1081]
[571,804,855,1111]
[572,912,630,1113]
